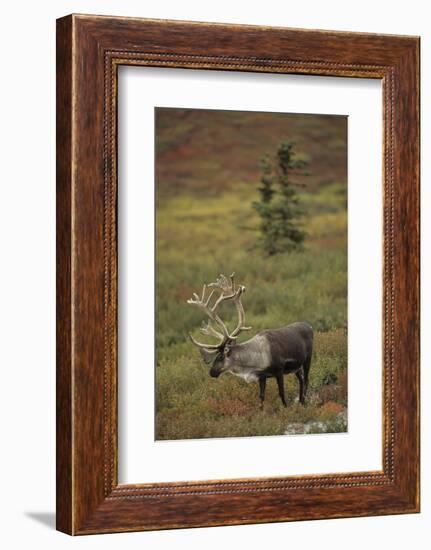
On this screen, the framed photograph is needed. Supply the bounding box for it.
[56,14,420,535]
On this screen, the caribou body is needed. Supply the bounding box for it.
[187,273,313,408]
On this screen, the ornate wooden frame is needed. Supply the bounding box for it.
[56,14,420,535]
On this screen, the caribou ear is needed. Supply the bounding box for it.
[199,348,220,365]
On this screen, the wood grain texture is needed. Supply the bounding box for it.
[56,14,420,535]
[56,15,73,535]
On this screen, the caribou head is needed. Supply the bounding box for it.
[187,273,251,377]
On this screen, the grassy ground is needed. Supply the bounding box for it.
[155,180,347,440]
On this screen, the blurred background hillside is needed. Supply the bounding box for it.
[155,107,348,441]
[155,108,347,196]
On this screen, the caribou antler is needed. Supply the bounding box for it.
[231,286,252,337]
[200,320,225,343]
[187,273,251,349]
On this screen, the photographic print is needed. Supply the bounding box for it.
[155,107,347,441]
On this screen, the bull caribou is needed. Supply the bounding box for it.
[187,273,313,408]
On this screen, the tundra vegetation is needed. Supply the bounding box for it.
[155,108,347,440]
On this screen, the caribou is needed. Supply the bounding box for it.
[187,273,313,409]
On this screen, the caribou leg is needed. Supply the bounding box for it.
[258,375,266,410]
[295,368,305,405]
[276,372,287,407]
[303,357,311,399]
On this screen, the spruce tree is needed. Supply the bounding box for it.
[252,140,307,255]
